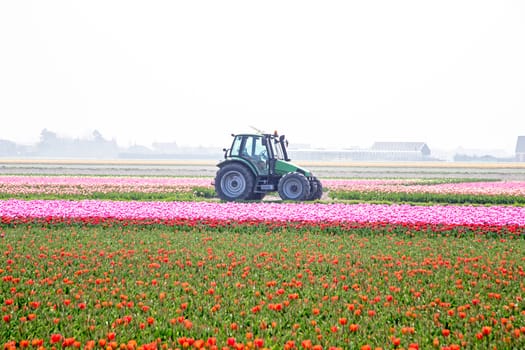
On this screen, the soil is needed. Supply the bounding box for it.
[1,159,524,180]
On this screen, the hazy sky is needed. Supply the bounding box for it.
[1,1,524,154]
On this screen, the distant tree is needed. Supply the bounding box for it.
[31,128,121,158]
[92,130,104,141]
[40,128,57,143]
[37,128,65,156]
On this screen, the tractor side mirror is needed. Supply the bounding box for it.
[279,135,288,148]
[261,138,267,146]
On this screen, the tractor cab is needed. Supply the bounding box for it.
[228,134,270,175]
[226,133,294,176]
[215,131,323,201]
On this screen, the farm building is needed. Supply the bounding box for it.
[370,142,431,160]
[516,136,525,162]
[290,142,433,161]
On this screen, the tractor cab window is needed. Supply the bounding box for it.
[231,135,266,159]
[252,137,268,161]
[242,136,256,158]
[230,136,243,157]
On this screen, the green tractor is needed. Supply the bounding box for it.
[215,131,323,201]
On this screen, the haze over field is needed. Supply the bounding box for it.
[1,1,524,154]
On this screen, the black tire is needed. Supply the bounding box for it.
[307,178,323,201]
[278,172,311,201]
[215,163,255,201]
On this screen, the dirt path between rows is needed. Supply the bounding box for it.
[1,160,524,180]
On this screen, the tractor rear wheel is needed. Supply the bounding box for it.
[278,172,311,201]
[215,163,255,201]
[307,178,323,200]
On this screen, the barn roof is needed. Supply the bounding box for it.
[516,136,525,153]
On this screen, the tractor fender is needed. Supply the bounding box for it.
[216,158,258,176]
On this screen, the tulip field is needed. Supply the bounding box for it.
[1,175,524,350]
[2,176,525,204]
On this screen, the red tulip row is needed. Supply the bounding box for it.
[1,215,524,237]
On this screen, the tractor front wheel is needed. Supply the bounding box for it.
[215,163,255,201]
[278,172,311,201]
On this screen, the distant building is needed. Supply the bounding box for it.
[516,136,525,162]
[152,142,179,153]
[0,139,17,156]
[369,142,431,160]
[371,142,430,154]
[290,141,433,162]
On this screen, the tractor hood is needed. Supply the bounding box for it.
[274,159,312,177]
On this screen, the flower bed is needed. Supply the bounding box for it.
[2,176,525,205]
[324,179,525,196]
[1,175,524,349]
[1,199,525,226]
[0,175,212,195]
[0,223,524,350]
[0,176,215,201]
[325,180,525,205]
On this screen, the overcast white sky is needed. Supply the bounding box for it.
[1,1,524,154]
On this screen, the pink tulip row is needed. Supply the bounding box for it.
[1,199,524,226]
[0,176,212,195]
[3,176,525,197]
[324,179,525,196]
